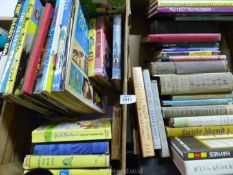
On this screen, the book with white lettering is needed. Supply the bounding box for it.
[170,136,233,160]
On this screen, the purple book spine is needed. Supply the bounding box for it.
[157,7,233,13]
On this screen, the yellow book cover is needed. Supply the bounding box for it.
[158,1,233,7]
[166,125,233,137]
[5,0,42,95]
[32,118,112,143]
[23,155,110,169]
[88,18,97,77]
[162,51,218,57]
[50,169,112,175]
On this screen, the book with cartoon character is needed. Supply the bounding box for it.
[32,118,111,143]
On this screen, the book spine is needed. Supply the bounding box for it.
[23,155,110,169]
[112,14,122,80]
[169,115,233,128]
[160,73,233,95]
[167,55,226,62]
[49,169,112,175]
[162,43,220,48]
[162,98,233,107]
[162,105,233,118]
[2,0,23,56]
[149,62,176,75]
[145,33,221,43]
[95,29,104,76]
[5,0,42,95]
[172,92,233,101]
[34,142,109,155]
[183,150,233,160]
[132,67,155,157]
[166,125,233,137]
[158,1,233,7]
[143,70,161,150]
[157,7,233,13]
[52,0,73,91]
[162,48,219,52]
[151,80,170,157]
[0,0,29,93]
[22,3,53,94]
[161,51,220,57]
[41,0,66,92]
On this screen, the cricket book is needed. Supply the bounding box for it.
[23,154,110,169]
[32,118,112,143]
[170,136,233,160]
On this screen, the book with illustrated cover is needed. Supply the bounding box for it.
[162,105,233,118]
[5,0,43,95]
[0,0,30,93]
[34,141,109,155]
[170,136,233,160]
[159,73,233,95]
[32,118,111,143]
[52,0,74,91]
[23,154,110,169]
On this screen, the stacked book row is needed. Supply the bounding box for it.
[0,0,122,118]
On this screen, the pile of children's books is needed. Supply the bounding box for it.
[0,0,123,118]
[23,115,112,174]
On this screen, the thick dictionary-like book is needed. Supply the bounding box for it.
[5,0,43,95]
[159,73,233,95]
[132,67,155,157]
[172,92,233,101]
[151,80,170,157]
[22,3,53,94]
[23,154,110,169]
[143,70,161,150]
[162,105,233,118]
[32,118,111,143]
[0,0,30,93]
[166,125,233,137]
[142,33,221,43]
[162,98,232,107]
[168,115,233,127]
[171,146,233,175]
[170,136,233,160]
[0,1,23,83]
[149,61,229,75]
[49,169,112,175]
[34,141,109,155]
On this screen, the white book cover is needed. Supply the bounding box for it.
[143,69,161,150]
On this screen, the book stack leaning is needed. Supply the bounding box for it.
[23,117,112,175]
[141,31,233,175]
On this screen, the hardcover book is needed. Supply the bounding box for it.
[170,136,233,160]
[23,154,110,169]
[32,118,112,143]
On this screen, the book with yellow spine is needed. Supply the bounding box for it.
[50,169,112,175]
[23,155,110,169]
[32,118,112,143]
[88,18,97,77]
[166,125,233,137]
[5,0,42,95]
[158,1,233,7]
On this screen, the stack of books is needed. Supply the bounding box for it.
[147,0,233,19]
[0,0,123,118]
[23,117,112,175]
[132,34,233,174]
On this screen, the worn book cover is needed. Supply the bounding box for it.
[32,118,112,143]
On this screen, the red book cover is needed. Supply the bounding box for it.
[169,55,226,61]
[23,3,53,94]
[143,33,221,43]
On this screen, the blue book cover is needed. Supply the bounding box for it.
[162,43,220,48]
[0,34,8,50]
[112,14,122,80]
[0,0,29,93]
[162,47,219,53]
[34,141,109,155]
[162,98,233,107]
[52,0,73,91]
